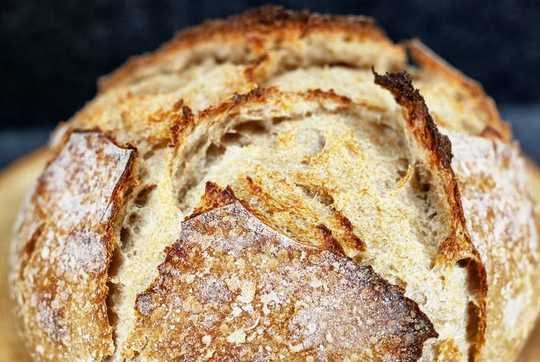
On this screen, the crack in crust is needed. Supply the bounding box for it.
[374,71,488,360]
[373,70,453,169]
[10,131,136,361]
[170,86,355,148]
[241,176,365,257]
[99,5,399,92]
[124,183,437,361]
[9,6,532,361]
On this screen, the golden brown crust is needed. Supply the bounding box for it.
[373,70,488,358]
[98,6,400,92]
[373,71,474,258]
[435,339,463,361]
[190,181,238,217]
[373,70,453,169]
[9,6,540,361]
[10,131,136,360]
[125,184,437,360]
[170,86,355,152]
[240,176,365,257]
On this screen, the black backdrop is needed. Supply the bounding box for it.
[1,0,540,131]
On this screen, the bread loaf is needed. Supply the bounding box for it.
[9,6,540,361]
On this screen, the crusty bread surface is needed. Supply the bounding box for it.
[8,6,540,362]
[0,149,49,362]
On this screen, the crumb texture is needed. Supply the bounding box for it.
[125,185,437,361]
[9,6,540,362]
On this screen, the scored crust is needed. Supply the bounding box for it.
[9,6,540,362]
[449,131,540,361]
[124,183,437,361]
[10,131,136,361]
[108,79,479,360]
[374,71,488,358]
[98,6,404,92]
[405,40,509,142]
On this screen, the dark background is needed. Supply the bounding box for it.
[1,0,540,166]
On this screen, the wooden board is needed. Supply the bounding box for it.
[0,149,538,361]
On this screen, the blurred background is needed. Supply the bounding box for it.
[1,0,539,168]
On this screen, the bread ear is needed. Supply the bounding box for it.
[98,6,404,93]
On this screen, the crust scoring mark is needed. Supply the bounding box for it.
[99,5,395,92]
[125,183,437,361]
[449,131,539,360]
[373,70,488,358]
[12,131,135,360]
[10,4,528,360]
[373,70,453,169]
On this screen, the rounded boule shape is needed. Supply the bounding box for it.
[10,6,540,362]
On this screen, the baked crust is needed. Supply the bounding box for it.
[10,131,136,360]
[9,6,540,362]
[125,183,437,361]
[449,131,540,361]
[374,71,488,357]
[0,149,50,361]
[98,6,402,92]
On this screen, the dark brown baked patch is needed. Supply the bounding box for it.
[125,184,437,361]
[373,70,487,356]
[98,5,391,92]
[12,131,135,360]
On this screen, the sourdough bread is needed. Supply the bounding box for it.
[10,6,540,361]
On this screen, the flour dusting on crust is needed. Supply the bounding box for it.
[10,131,135,361]
[124,185,437,361]
[448,129,539,359]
